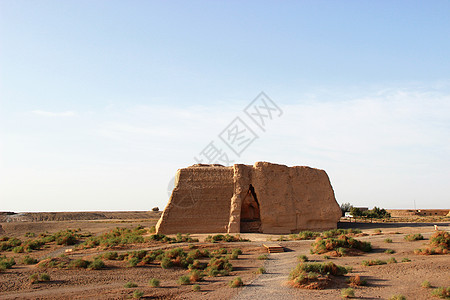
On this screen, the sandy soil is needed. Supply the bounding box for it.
[1,216,449,299]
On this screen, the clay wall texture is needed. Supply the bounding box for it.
[156,162,342,234]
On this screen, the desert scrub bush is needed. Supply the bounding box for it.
[192,284,201,291]
[348,275,367,286]
[229,277,243,288]
[289,262,348,289]
[384,238,393,243]
[297,230,321,240]
[101,251,118,260]
[430,231,450,250]
[401,257,411,262]
[387,257,397,264]
[0,237,22,252]
[29,273,39,284]
[341,287,355,298]
[0,255,16,269]
[384,249,395,254]
[205,234,249,243]
[40,273,50,281]
[149,278,160,287]
[30,273,50,284]
[68,258,90,269]
[257,254,268,260]
[298,255,308,262]
[148,225,156,233]
[323,255,330,259]
[12,246,24,253]
[124,281,138,288]
[361,259,386,266]
[189,269,204,282]
[256,267,266,274]
[416,231,450,255]
[422,280,432,288]
[389,295,406,300]
[177,275,191,285]
[404,233,424,241]
[88,259,105,270]
[22,255,38,265]
[321,229,362,238]
[78,227,146,249]
[132,290,144,299]
[127,257,141,267]
[230,248,242,259]
[25,232,36,238]
[310,235,372,255]
[206,257,233,276]
[431,287,450,299]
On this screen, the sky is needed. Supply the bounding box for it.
[0,1,449,212]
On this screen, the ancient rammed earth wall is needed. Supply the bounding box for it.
[155,166,234,234]
[156,162,341,234]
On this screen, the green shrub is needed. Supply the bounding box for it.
[102,251,118,260]
[127,257,140,267]
[22,255,38,265]
[0,256,16,269]
[149,278,160,287]
[422,280,431,288]
[30,273,50,283]
[341,287,355,298]
[321,229,362,238]
[385,249,395,254]
[404,233,424,241]
[205,234,249,243]
[229,277,243,288]
[39,273,50,282]
[323,255,330,260]
[430,231,450,250]
[68,259,89,269]
[387,257,397,264]
[12,246,24,253]
[298,255,308,262]
[89,259,105,270]
[29,273,39,284]
[431,287,450,299]
[192,284,201,291]
[189,269,204,282]
[401,258,411,262]
[311,235,371,255]
[25,232,36,238]
[132,290,144,299]
[389,295,406,300]
[160,257,173,269]
[348,275,367,286]
[177,275,191,285]
[361,259,386,266]
[124,281,138,288]
[256,267,266,274]
[206,257,233,276]
[257,254,268,260]
[384,238,393,243]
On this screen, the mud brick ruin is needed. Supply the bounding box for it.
[156,162,341,234]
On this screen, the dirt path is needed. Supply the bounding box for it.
[234,251,298,300]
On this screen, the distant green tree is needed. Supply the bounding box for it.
[350,207,362,217]
[340,203,353,216]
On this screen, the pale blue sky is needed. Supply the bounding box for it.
[1,1,449,211]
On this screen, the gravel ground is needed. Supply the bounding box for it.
[234,251,298,300]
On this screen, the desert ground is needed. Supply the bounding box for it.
[0,212,449,299]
